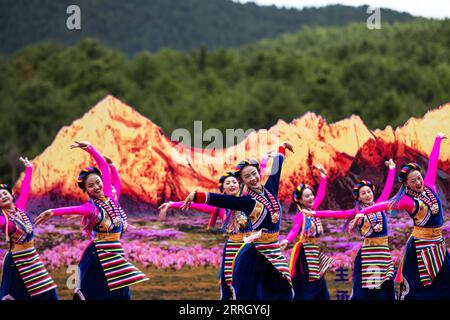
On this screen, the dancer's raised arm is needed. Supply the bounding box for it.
[377,159,396,203]
[70,141,112,198]
[15,157,33,210]
[424,133,446,189]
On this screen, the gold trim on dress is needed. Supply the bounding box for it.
[229,233,250,242]
[255,231,279,243]
[411,226,442,240]
[248,202,264,224]
[363,236,388,246]
[11,240,34,252]
[413,202,429,226]
[95,232,121,241]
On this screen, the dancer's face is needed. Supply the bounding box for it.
[300,188,315,208]
[84,174,104,198]
[240,165,261,191]
[406,170,424,193]
[0,189,13,209]
[358,186,374,205]
[222,177,240,196]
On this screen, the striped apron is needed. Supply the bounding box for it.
[224,234,245,286]
[242,232,292,285]
[289,237,333,281]
[94,233,149,291]
[396,226,446,286]
[10,241,57,297]
[360,236,394,289]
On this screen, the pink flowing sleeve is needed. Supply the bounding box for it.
[285,213,303,244]
[424,135,444,190]
[52,202,93,217]
[359,197,415,215]
[85,145,112,199]
[313,208,355,219]
[110,164,121,199]
[170,202,218,214]
[376,166,396,203]
[15,166,32,211]
[312,175,327,210]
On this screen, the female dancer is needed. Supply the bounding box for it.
[303,159,397,300]
[279,164,333,300]
[182,142,295,300]
[0,157,58,300]
[358,133,450,300]
[35,141,148,300]
[160,171,250,300]
[158,153,272,299]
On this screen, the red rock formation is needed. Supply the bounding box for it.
[13,95,450,213]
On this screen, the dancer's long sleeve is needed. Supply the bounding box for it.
[377,166,396,203]
[110,163,121,199]
[170,201,226,221]
[424,134,444,191]
[264,146,285,196]
[15,166,32,211]
[313,175,327,210]
[285,213,303,244]
[359,196,415,215]
[313,208,355,219]
[52,203,93,217]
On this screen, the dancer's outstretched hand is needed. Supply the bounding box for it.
[181,192,196,211]
[314,163,327,177]
[280,239,288,250]
[438,132,447,140]
[158,202,171,220]
[301,209,316,216]
[349,213,364,230]
[281,141,294,153]
[35,210,54,226]
[70,141,91,150]
[19,156,32,168]
[103,155,115,166]
[385,158,396,169]
[266,150,277,158]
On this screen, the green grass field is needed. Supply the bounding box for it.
[47,265,355,300]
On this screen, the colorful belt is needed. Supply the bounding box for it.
[95,232,121,241]
[229,233,250,242]
[411,226,442,240]
[255,231,279,243]
[11,240,34,253]
[301,236,319,245]
[363,236,388,246]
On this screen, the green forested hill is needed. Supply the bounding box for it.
[0,0,414,56]
[1,19,449,182]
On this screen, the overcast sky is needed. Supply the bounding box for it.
[233,0,450,19]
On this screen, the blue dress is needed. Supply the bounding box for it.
[201,152,293,300]
[1,210,58,300]
[398,187,450,300]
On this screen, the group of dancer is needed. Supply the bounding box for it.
[0,133,448,300]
